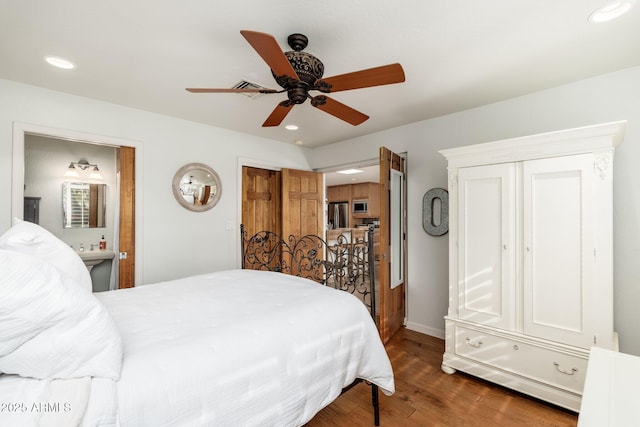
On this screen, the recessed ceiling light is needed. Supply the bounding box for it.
[285,125,299,131]
[294,139,304,145]
[45,56,76,69]
[588,0,636,23]
[337,168,364,175]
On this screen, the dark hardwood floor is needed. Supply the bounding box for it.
[306,328,579,427]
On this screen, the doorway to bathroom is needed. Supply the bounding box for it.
[11,123,140,289]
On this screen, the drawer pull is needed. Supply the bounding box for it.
[465,337,483,348]
[553,362,578,376]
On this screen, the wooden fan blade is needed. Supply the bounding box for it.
[321,63,405,93]
[186,88,278,93]
[240,30,298,80]
[313,96,369,126]
[262,102,293,127]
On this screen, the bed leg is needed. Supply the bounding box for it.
[372,384,380,426]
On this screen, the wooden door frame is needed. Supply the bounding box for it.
[379,148,408,343]
[11,122,144,285]
[317,154,409,338]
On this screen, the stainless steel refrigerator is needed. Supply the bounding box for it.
[327,202,349,229]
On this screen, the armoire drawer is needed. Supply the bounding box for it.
[454,325,588,394]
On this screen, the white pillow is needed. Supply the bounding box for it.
[0,219,92,293]
[0,249,122,380]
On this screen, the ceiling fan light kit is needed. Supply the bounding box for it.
[186,30,405,128]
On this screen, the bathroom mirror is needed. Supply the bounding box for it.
[62,182,107,228]
[172,163,222,212]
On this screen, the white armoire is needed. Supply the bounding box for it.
[439,121,626,411]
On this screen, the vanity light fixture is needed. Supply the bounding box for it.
[89,168,103,180]
[588,0,636,22]
[45,56,76,69]
[64,164,80,178]
[66,159,102,179]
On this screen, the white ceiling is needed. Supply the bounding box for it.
[1,1,639,149]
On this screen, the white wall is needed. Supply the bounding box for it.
[3,67,639,355]
[0,79,312,285]
[308,66,640,356]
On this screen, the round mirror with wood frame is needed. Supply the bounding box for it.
[172,163,222,212]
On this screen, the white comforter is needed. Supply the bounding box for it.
[0,269,393,426]
[97,269,394,426]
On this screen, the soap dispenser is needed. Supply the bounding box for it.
[99,235,106,251]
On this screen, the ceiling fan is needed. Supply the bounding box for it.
[186,30,405,127]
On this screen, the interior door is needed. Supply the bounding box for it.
[118,146,135,289]
[241,167,324,273]
[242,166,282,239]
[281,168,324,276]
[379,147,406,343]
[281,168,324,239]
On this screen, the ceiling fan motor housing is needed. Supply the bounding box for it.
[272,51,324,86]
[272,33,324,95]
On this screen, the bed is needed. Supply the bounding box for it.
[0,219,394,427]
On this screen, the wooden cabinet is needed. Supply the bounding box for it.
[327,182,380,218]
[440,121,625,412]
[359,183,380,218]
[351,182,380,218]
[351,183,370,199]
[327,184,351,203]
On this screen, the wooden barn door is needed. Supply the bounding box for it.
[379,147,406,343]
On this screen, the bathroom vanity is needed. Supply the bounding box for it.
[78,250,115,292]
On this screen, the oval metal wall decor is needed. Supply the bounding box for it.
[423,188,449,236]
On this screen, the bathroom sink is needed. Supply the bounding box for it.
[77,250,115,269]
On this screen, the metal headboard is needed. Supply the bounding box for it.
[240,224,377,321]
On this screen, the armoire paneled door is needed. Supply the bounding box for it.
[440,121,626,412]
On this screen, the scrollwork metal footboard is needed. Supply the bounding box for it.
[240,224,381,425]
[240,224,377,321]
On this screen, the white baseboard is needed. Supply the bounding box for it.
[405,321,445,339]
